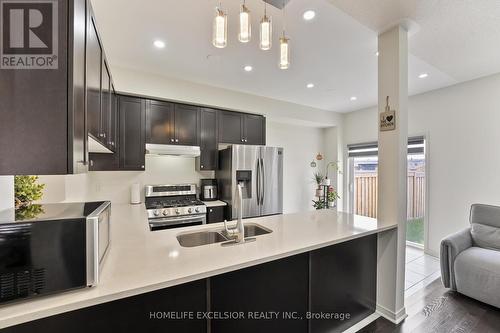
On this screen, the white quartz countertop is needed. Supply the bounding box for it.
[0,204,397,329]
[202,200,227,207]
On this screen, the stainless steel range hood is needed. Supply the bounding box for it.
[146,144,200,157]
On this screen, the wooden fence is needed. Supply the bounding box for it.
[354,172,425,219]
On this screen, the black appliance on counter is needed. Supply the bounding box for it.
[145,184,207,231]
[200,179,218,201]
[0,201,111,305]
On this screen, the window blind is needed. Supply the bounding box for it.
[347,136,424,157]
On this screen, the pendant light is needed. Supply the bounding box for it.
[259,3,272,50]
[212,2,227,48]
[279,3,290,69]
[239,1,251,43]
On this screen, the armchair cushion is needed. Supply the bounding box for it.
[470,204,500,228]
[454,247,500,308]
[471,223,500,251]
[440,228,473,290]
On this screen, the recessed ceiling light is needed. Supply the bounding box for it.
[153,40,165,49]
[244,65,253,72]
[306,83,314,88]
[303,10,316,21]
[418,73,429,79]
[350,96,357,101]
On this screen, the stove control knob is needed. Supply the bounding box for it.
[188,208,193,213]
[175,209,181,215]
[153,210,160,217]
[162,210,169,216]
[195,207,200,213]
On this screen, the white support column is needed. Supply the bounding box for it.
[376,25,408,324]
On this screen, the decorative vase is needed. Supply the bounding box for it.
[315,187,324,197]
[328,201,336,208]
[322,178,331,186]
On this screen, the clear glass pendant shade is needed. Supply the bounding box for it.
[212,6,227,48]
[279,34,290,69]
[259,15,272,50]
[238,4,251,43]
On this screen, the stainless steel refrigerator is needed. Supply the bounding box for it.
[217,145,283,219]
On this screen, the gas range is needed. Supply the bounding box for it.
[145,184,207,231]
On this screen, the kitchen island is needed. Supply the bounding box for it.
[0,204,397,332]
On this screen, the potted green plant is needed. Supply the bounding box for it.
[312,199,326,210]
[327,186,340,208]
[14,176,45,209]
[313,172,324,197]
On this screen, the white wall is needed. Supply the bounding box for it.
[266,121,326,213]
[111,66,341,128]
[342,72,500,256]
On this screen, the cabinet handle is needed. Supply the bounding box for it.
[175,139,179,143]
[171,138,174,142]
[141,165,145,169]
[210,209,213,212]
[241,139,244,142]
[90,160,94,167]
[201,165,204,169]
[244,139,248,142]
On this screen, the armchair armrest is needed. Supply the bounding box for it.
[440,228,472,290]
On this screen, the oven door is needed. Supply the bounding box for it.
[149,214,206,231]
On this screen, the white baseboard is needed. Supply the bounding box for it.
[341,313,380,333]
[424,248,439,258]
[376,304,407,324]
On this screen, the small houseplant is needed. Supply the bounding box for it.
[327,186,340,208]
[14,175,45,209]
[312,199,326,210]
[313,172,324,197]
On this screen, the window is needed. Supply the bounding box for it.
[347,137,426,245]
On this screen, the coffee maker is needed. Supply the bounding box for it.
[200,179,218,201]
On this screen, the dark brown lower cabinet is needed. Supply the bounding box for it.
[309,234,377,333]
[210,253,310,333]
[206,206,225,223]
[2,280,207,333]
[1,236,377,333]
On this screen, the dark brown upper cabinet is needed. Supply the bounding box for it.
[86,15,102,143]
[0,0,87,175]
[174,104,199,146]
[100,61,112,148]
[197,108,218,171]
[243,114,266,145]
[218,111,244,144]
[119,96,146,170]
[146,100,175,144]
[109,85,118,150]
[146,102,199,146]
[218,111,266,145]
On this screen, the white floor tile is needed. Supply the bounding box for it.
[404,246,441,295]
[406,246,424,263]
[406,269,426,284]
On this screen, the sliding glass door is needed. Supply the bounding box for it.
[347,137,426,246]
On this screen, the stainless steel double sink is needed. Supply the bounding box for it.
[177,223,272,248]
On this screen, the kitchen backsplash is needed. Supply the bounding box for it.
[38,155,214,204]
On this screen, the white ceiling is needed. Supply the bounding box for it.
[91,0,499,113]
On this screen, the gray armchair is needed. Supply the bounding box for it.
[441,204,500,308]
